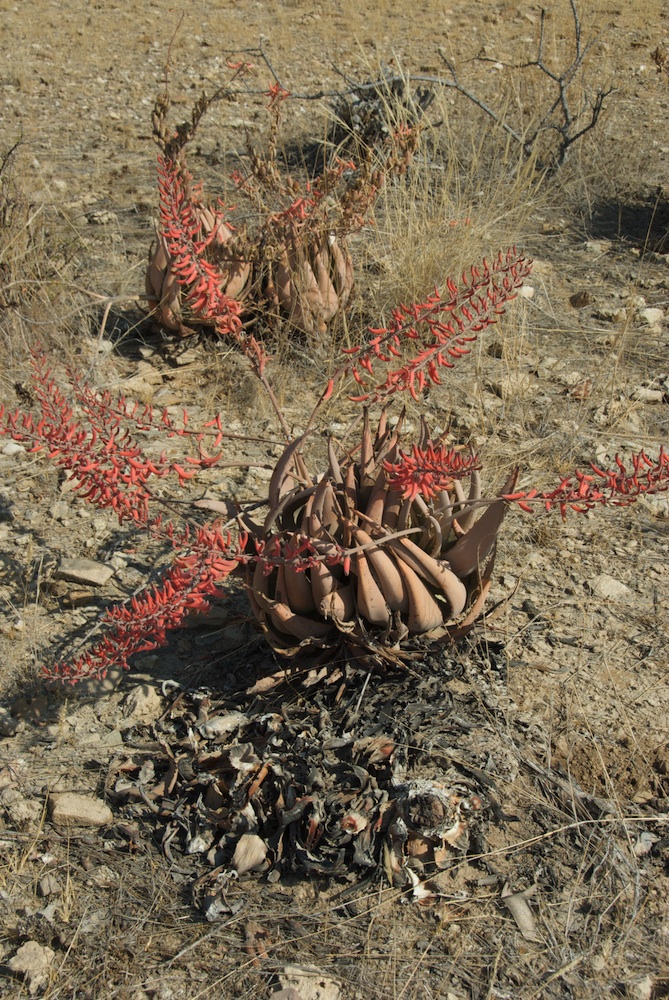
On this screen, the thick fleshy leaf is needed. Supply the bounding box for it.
[446,469,518,579]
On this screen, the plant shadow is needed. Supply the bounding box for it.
[584,191,669,252]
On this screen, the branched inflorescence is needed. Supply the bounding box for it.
[0,352,228,523]
[341,248,533,401]
[383,445,481,502]
[4,51,662,692]
[53,524,246,684]
[0,353,254,683]
[152,156,272,375]
[148,77,424,347]
[156,155,245,338]
[504,448,669,518]
[5,204,667,688]
[3,332,667,685]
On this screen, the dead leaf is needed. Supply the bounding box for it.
[501,882,541,942]
[245,920,271,964]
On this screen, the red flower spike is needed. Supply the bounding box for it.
[156,156,244,338]
[48,527,246,684]
[384,444,481,502]
[340,249,532,402]
[503,448,669,519]
[0,352,233,527]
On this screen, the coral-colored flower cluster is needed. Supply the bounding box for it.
[383,444,481,502]
[0,352,254,683]
[0,353,226,524]
[157,156,244,337]
[503,448,669,519]
[341,248,533,401]
[52,525,246,683]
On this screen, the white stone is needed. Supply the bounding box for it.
[199,713,248,738]
[8,941,55,995]
[277,966,341,1000]
[637,307,664,325]
[631,386,665,403]
[232,833,268,874]
[54,557,114,587]
[49,792,113,827]
[628,976,653,1000]
[588,574,633,602]
[2,441,25,457]
[122,684,163,724]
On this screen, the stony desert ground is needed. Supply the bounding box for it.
[0,1,668,997]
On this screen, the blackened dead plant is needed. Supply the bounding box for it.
[3,239,668,688]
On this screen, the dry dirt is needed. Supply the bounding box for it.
[1,1,668,998]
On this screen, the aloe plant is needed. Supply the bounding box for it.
[146,74,418,344]
[244,410,518,672]
[2,243,668,684]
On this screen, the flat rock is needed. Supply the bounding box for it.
[8,940,55,995]
[49,792,113,827]
[1,441,25,457]
[631,386,665,403]
[488,372,536,398]
[0,706,20,737]
[1,788,43,828]
[628,976,653,1000]
[277,966,341,1000]
[588,573,633,602]
[122,683,163,724]
[637,307,664,325]
[54,557,114,587]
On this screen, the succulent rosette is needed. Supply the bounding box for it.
[244,410,518,671]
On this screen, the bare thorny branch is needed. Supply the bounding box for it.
[440,0,615,169]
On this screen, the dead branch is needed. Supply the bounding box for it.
[439,0,615,170]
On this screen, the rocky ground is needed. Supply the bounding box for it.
[0,1,668,998]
